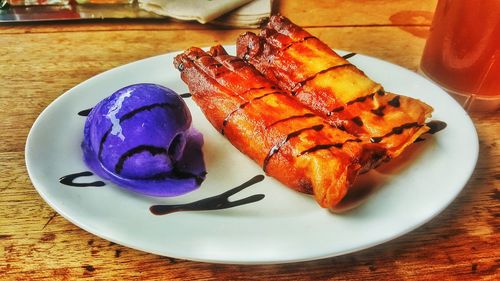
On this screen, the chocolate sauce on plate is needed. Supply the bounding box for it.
[342,53,357,59]
[149,175,265,215]
[59,171,105,187]
[426,120,447,134]
[78,108,92,116]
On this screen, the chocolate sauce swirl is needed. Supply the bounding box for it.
[150,175,265,215]
[59,171,105,187]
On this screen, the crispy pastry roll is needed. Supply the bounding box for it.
[236,15,433,158]
[174,46,386,208]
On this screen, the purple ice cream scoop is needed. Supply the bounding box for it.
[82,83,206,196]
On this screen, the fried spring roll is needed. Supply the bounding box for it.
[173,46,386,208]
[236,15,433,158]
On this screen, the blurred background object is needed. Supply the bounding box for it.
[420,0,500,112]
[76,0,133,4]
[138,0,272,27]
[0,0,272,27]
[6,0,69,5]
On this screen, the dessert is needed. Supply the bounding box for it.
[81,83,206,197]
[237,15,433,158]
[174,46,386,209]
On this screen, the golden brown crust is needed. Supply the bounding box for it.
[174,46,386,208]
[236,15,433,159]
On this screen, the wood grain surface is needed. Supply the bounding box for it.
[1,0,499,280]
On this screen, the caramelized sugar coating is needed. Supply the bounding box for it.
[174,46,386,208]
[237,15,433,158]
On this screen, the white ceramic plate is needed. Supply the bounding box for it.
[25,46,478,264]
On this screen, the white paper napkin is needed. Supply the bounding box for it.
[138,0,272,27]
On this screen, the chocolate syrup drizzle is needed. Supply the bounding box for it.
[147,168,206,186]
[121,103,174,122]
[73,106,263,215]
[298,138,361,156]
[281,36,316,52]
[225,57,245,64]
[415,120,447,142]
[426,120,447,134]
[149,175,265,215]
[279,37,357,62]
[79,102,208,182]
[221,91,285,135]
[267,113,315,127]
[97,102,174,163]
[222,105,247,135]
[78,108,92,116]
[325,89,386,117]
[328,106,345,114]
[293,64,353,93]
[240,86,270,96]
[262,124,324,172]
[369,120,447,144]
[388,95,401,107]
[59,171,105,187]
[370,122,422,143]
[371,105,386,117]
[115,145,167,174]
[210,63,223,68]
[342,53,357,59]
[346,93,375,105]
[242,45,251,60]
[351,116,364,126]
[253,91,285,101]
[218,85,401,174]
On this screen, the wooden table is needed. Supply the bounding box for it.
[1,0,498,279]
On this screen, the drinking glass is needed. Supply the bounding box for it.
[420,0,500,112]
